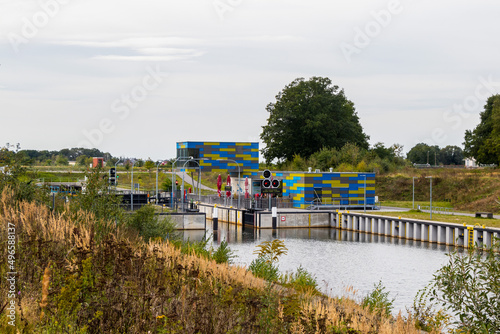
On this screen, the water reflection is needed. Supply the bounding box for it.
[180,222,453,314]
[182,222,455,253]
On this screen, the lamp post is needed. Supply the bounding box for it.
[156,160,166,205]
[181,158,208,211]
[130,160,137,211]
[426,176,432,219]
[180,156,194,211]
[216,159,240,209]
[412,177,417,210]
[171,157,186,209]
[114,158,121,192]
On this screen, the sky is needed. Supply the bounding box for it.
[1,0,500,161]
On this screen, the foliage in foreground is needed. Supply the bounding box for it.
[409,285,451,333]
[361,281,395,318]
[0,191,424,333]
[430,244,500,333]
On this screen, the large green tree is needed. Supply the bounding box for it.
[464,94,500,165]
[260,77,369,163]
[407,143,440,165]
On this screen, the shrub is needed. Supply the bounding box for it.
[253,239,288,264]
[126,205,176,242]
[431,243,500,332]
[409,285,451,332]
[362,280,395,318]
[249,257,280,282]
[211,240,236,264]
[281,265,319,294]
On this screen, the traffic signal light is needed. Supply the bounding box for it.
[175,180,178,186]
[261,170,281,193]
[109,168,116,185]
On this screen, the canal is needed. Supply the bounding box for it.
[181,222,456,314]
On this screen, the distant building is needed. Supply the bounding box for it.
[464,157,478,168]
[92,157,104,168]
[260,171,376,209]
[176,141,259,177]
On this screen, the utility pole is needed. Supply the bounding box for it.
[426,176,432,219]
[412,177,417,210]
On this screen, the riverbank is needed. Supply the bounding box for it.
[376,169,500,213]
[0,191,428,333]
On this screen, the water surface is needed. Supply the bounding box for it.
[181,222,455,314]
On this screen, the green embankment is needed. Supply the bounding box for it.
[376,169,500,214]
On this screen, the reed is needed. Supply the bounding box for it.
[39,263,51,320]
[0,188,427,333]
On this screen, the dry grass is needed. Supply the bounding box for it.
[0,188,428,333]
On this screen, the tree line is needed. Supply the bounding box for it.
[260,77,500,168]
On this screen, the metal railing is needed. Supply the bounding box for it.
[194,194,294,210]
[307,198,379,210]
[418,206,455,215]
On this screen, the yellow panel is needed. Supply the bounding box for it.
[251,149,259,152]
[220,148,236,152]
[323,180,341,185]
[286,174,305,179]
[357,180,375,184]
[340,173,356,177]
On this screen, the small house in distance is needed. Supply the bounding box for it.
[92,157,104,168]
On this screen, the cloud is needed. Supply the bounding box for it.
[51,36,205,62]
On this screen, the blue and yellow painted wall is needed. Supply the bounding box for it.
[262,171,376,209]
[176,141,259,176]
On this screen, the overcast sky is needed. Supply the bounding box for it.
[1,0,499,160]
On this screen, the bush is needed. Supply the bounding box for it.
[362,280,395,318]
[409,285,451,332]
[126,205,176,242]
[280,265,319,293]
[253,239,288,264]
[431,243,500,332]
[249,257,280,282]
[212,240,236,264]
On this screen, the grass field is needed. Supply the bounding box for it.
[371,210,500,229]
[380,200,454,209]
